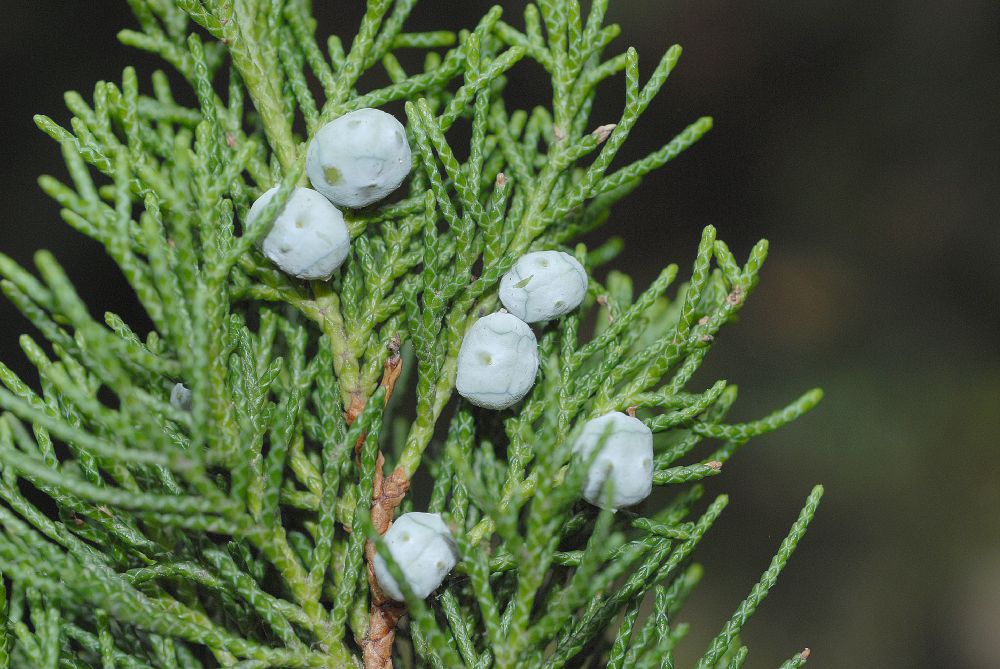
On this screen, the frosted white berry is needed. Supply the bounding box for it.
[373,512,458,601]
[456,311,539,410]
[169,383,192,411]
[306,108,412,208]
[572,412,654,510]
[499,251,588,323]
[246,187,350,280]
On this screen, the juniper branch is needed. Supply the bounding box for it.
[0,1,824,668]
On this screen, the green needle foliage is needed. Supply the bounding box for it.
[0,1,823,667]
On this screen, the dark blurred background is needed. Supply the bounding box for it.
[1,2,998,667]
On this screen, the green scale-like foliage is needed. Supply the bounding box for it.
[0,1,822,667]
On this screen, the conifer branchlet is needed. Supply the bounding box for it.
[0,2,824,668]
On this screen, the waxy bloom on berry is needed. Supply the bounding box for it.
[373,512,458,601]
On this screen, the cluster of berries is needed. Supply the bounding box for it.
[243,109,654,603]
[249,108,412,280]
[457,252,653,511]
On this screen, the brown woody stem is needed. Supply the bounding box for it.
[344,337,409,669]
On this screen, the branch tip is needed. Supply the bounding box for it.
[592,123,616,143]
[596,295,613,323]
